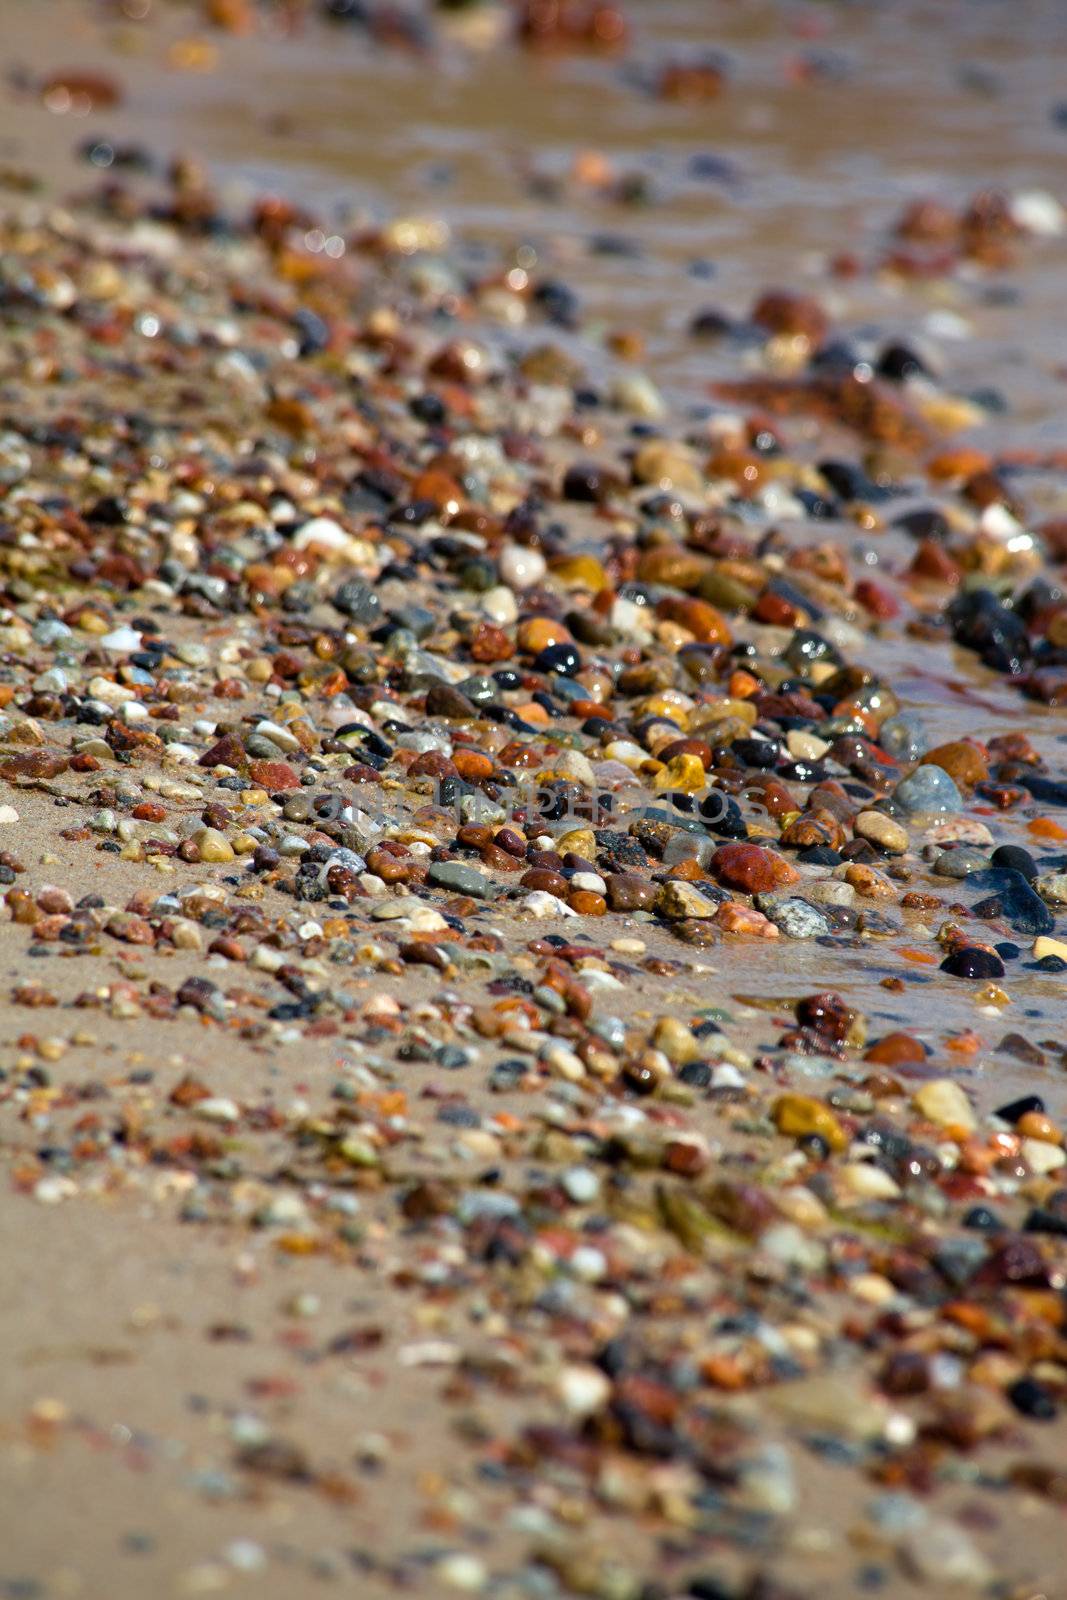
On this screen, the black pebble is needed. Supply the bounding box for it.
[962,1205,1004,1232]
[533,642,581,677]
[1007,1376,1058,1421]
[798,845,843,866]
[1024,1208,1067,1238]
[686,1578,735,1600]
[995,1093,1045,1124]
[990,843,1038,880]
[877,340,931,382]
[940,947,1005,980]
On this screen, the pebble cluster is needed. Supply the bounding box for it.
[1,138,1067,1599]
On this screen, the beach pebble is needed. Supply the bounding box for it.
[894,766,963,815]
[912,1079,975,1132]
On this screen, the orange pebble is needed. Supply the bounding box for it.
[927,446,992,481]
[666,858,705,882]
[1028,817,1067,841]
[517,616,572,653]
[863,1031,925,1066]
[452,749,494,782]
[728,669,761,698]
[513,701,550,725]
[567,890,607,915]
[699,1354,749,1390]
[655,595,733,646]
[1016,1112,1063,1145]
[957,1143,995,1176]
[572,149,613,187]
[896,947,939,965]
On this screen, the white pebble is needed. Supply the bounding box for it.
[1010,188,1065,236]
[100,625,143,654]
[521,891,576,918]
[293,516,349,551]
[555,1363,611,1418]
[498,543,546,590]
[195,1098,240,1124]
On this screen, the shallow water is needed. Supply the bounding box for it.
[6,0,1067,442]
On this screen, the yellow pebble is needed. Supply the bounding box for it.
[555,828,596,858]
[651,1016,700,1065]
[549,554,609,591]
[1032,935,1067,962]
[912,1078,975,1132]
[653,753,707,794]
[193,827,235,863]
[690,697,758,730]
[771,1094,847,1152]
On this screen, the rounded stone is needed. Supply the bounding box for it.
[498,543,547,590]
[605,873,657,912]
[710,843,800,895]
[656,880,724,920]
[632,440,705,494]
[893,765,963,815]
[920,739,988,788]
[193,827,235,863]
[940,946,1005,980]
[654,595,732,646]
[854,810,908,855]
[771,1093,847,1152]
[912,1078,976,1131]
[933,846,989,879]
[879,712,928,763]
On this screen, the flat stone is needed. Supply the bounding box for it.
[761,897,832,939]
[428,861,494,899]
